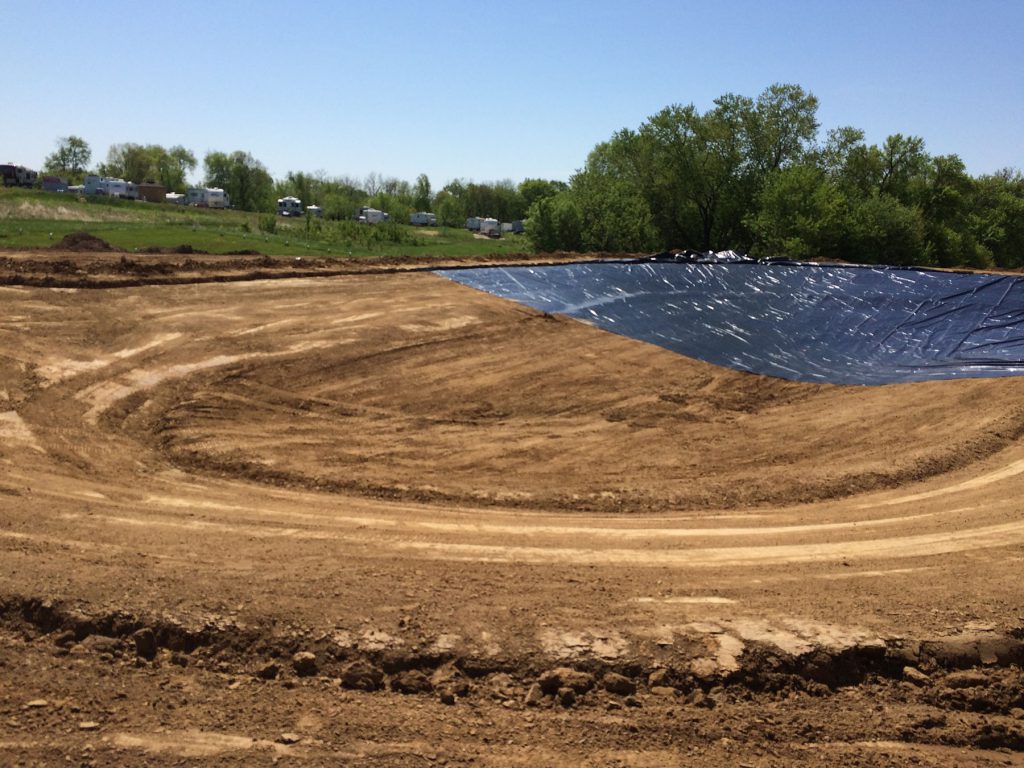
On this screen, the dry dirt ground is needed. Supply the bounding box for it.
[1,251,1024,766]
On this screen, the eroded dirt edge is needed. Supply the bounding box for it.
[4,593,1023,720]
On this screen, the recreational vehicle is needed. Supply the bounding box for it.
[186,187,230,208]
[357,207,389,224]
[479,218,501,238]
[277,196,303,216]
[84,175,138,199]
[409,211,437,226]
[0,164,37,188]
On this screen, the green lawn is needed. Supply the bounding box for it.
[0,188,532,259]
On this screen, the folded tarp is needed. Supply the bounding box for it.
[436,260,1024,385]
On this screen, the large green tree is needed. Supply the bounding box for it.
[413,174,432,211]
[97,143,196,192]
[42,136,91,182]
[203,151,274,211]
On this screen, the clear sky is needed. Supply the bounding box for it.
[3,0,1022,187]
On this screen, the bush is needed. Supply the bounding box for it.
[258,215,277,234]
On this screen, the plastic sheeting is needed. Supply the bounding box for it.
[436,260,1024,385]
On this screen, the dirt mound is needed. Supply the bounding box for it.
[137,244,210,255]
[50,230,115,252]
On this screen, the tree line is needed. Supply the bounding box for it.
[37,93,1024,270]
[39,136,565,227]
[526,84,1024,269]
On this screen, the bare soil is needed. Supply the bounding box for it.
[2,250,1024,766]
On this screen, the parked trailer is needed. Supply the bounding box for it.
[465,216,482,231]
[306,204,323,218]
[41,176,69,193]
[83,175,138,199]
[206,188,229,208]
[1,164,38,188]
[186,187,230,208]
[479,218,501,238]
[358,207,389,224]
[277,196,303,216]
[409,211,436,226]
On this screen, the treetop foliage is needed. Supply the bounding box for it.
[526,83,1023,269]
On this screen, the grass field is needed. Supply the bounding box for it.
[0,188,531,258]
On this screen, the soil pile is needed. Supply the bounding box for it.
[50,230,115,251]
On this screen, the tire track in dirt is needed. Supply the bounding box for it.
[3,270,1024,650]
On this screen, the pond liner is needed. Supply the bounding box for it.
[435,258,1024,385]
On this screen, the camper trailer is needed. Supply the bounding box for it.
[205,188,229,208]
[479,218,501,238]
[83,175,138,199]
[306,205,323,218]
[465,216,481,231]
[357,207,389,224]
[277,196,303,217]
[186,187,230,208]
[409,211,437,226]
[41,176,69,193]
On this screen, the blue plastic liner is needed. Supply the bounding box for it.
[436,260,1024,385]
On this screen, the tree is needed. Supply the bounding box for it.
[96,143,197,191]
[433,189,465,227]
[43,136,91,182]
[570,169,659,252]
[204,151,274,211]
[163,146,197,192]
[518,178,567,212]
[413,174,432,211]
[747,165,847,259]
[877,134,928,202]
[745,83,819,175]
[526,192,582,252]
[970,169,1024,269]
[99,143,153,183]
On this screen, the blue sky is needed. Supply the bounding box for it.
[3,0,1022,187]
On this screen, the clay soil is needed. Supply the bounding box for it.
[2,251,1024,766]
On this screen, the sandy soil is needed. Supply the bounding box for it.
[1,252,1023,766]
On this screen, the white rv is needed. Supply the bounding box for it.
[186,187,230,208]
[277,196,303,216]
[278,198,301,217]
[205,188,229,208]
[306,204,323,218]
[83,175,138,199]
[358,207,389,224]
[409,211,437,226]
[479,218,501,238]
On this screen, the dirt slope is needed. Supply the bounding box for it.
[2,259,1024,765]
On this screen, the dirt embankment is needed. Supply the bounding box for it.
[0,238,613,288]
